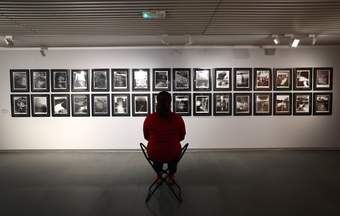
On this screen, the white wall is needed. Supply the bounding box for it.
[0,47,339,149]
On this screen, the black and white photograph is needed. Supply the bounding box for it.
[294,68,312,90]
[173,68,191,91]
[313,93,332,115]
[234,93,252,116]
[193,93,211,116]
[92,69,109,91]
[10,69,29,92]
[112,69,129,91]
[132,69,150,91]
[314,68,333,90]
[234,68,252,91]
[71,69,89,92]
[132,94,150,116]
[274,93,292,115]
[10,94,30,117]
[31,69,50,92]
[153,68,171,91]
[71,94,90,116]
[214,68,231,91]
[51,94,70,117]
[173,93,191,116]
[254,93,272,115]
[193,68,211,91]
[92,94,110,116]
[51,69,70,92]
[293,93,312,115]
[254,68,272,90]
[152,93,158,113]
[213,93,232,116]
[112,94,130,116]
[31,94,50,117]
[273,68,292,90]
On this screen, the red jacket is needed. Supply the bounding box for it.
[143,112,186,162]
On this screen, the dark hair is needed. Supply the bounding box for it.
[156,91,171,119]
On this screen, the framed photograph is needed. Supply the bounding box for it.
[193,68,211,91]
[173,93,191,116]
[10,69,29,92]
[213,68,232,91]
[132,69,150,91]
[234,68,252,91]
[254,68,272,91]
[71,94,90,116]
[51,94,70,117]
[92,69,109,92]
[10,94,30,117]
[71,69,89,92]
[152,93,158,113]
[173,68,191,91]
[274,93,292,115]
[314,68,333,90]
[293,68,312,90]
[31,69,50,92]
[92,94,110,116]
[51,69,70,92]
[132,94,150,116]
[213,93,232,116]
[31,94,50,117]
[313,93,332,115]
[254,93,272,115]
[193,93,211,116]
[293,93,312,115]
[234,93,252,116]
[112,69,130,91]
[112,94,130,116]
[273,68,292,91]
[153,68,171,91]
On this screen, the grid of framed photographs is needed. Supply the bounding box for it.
[9,67,333,117]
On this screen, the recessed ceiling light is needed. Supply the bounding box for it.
[291,38,300,48]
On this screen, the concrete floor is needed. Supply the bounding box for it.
[0,150,339,216]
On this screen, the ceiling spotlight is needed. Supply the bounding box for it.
[4,35,14,46]
[309,34,317,45]
[272,34,280,45]
[40,47,48,57]
[291,38,300,48]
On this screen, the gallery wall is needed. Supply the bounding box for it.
[0,47,339,150]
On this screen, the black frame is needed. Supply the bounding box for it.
[31,94,50,117]
[10,94,30,117]
[293,68,312,91]
[91,68,110,92]
[293,93,312,115]
[112,94,130,116]
[234,93,252,116]
[51,69,70,92]
[30,69,50,92]
[92,94,110,116]
[173,93,191,116]
[313,93,332,115]
[273,68,292,91]
[193,93,212,116]
[173,68,191,91]
[233,68,252,91]
[153,68,171,91]
[112,69,130,92]
[313,67,333,90]
[273,93,292,115]
[71,69,89,92]
[71,94,90,117]
[213,68,232,91]
[253,93,272,116]
[132,68,150,91]
[213,93,232,116]
[193,68,211,91]
[10,69,29,92]
[51,94,70,117]
[132,94,150,116]
[254,68,272,91]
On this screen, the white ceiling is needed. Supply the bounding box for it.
[1,0,340,47]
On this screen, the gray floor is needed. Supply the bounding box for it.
[0,150,339,216]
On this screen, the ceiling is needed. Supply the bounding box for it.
[1,0,340,47]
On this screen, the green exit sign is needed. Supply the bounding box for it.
[142,10,166,20]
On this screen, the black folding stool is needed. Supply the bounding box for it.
[140,143,189,203]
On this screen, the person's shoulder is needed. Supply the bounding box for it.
[146,112,157,119]
[171,112,183,120]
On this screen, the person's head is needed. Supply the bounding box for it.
[156,91,171,119]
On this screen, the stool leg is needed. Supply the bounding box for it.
[166,180,183,202]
